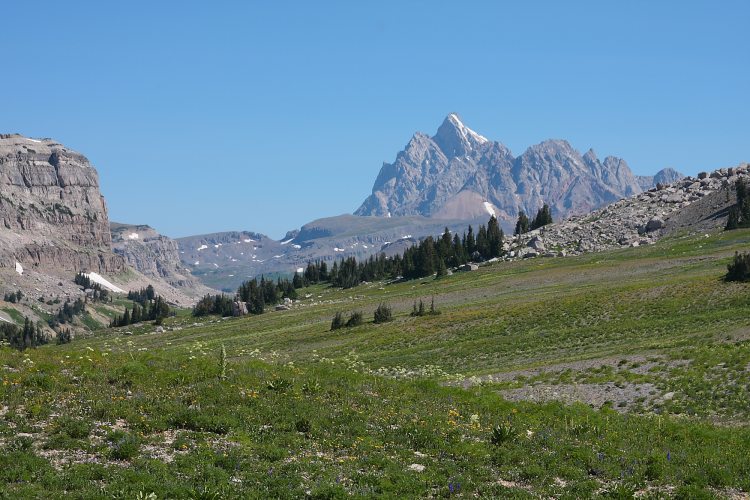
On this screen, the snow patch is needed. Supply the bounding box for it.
[334,247,345,252]
[400,235,412,240]
[483,201,496,217]
[243,238,255,243]
[26,138,41,143]
[386,212,392,218]
[83,272,124,293]
[214,244,222,248]
[448,113,488,145]
[296,267,304,273]
[292,244,301,249]
[14,262,23,276]
[194,261,199,265]
[197,244,208,251]
[127,232,139,240]
[280,238,294,245]
[213,263,219,268]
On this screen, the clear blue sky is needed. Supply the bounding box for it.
[2,1,748,238]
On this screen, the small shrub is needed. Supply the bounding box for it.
[490,422,516,445]
[330,312,344,331]
[302,379,321,394]
[53,416,92,439]
[295,418,311,434]
[108,431,140,460]
[726,251,750,282]
[373,303,393,324]
[345,311,363,328]
[266,377,293,392]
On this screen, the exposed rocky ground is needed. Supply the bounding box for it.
[507,163,748,259]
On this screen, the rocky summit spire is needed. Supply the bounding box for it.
[432,113,488,158]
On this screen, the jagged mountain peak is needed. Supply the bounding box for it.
[356,114,677,229]
[433,113,489,158]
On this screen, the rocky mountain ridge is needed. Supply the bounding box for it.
[356,114,683,231]
[508,164,749,260]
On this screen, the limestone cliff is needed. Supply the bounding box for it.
[0,134,125,273]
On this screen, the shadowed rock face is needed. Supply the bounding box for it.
[0,134,124,273]
[356,114,682,231]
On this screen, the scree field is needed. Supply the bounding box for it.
[2,230,750,498]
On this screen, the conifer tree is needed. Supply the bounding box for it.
[515,211,529,235]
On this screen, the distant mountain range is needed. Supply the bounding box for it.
[0,118,688,295]
[356,113,682,231]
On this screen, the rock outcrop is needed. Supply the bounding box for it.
[355,114,684,232]
[508,163,748,258]
[110,222,213,297]
[0,134,125,274]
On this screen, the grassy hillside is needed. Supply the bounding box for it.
[2,229,750,497]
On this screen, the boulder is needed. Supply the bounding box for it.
[645,217,664,232]
[232,301,248,317]
[527,236,546,252]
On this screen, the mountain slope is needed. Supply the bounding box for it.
[110,222,214,298]
[356,114,683,230]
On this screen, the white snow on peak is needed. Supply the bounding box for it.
[83,272,124,293]
[483,201,496,217]
[243,238,255,243]
[197,244,208,251]
[448,113,488,145]
[26,138,41,143]
[127,232,139,240]
[400,235,413,240]
[15,262,23,276]
[280,238,294,245]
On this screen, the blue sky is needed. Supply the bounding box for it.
[1,1,748,238]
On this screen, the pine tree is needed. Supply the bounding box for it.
[487,215,504,258]
[515,211,529,235]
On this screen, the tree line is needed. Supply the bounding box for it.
[1,317,48,350]
[514,204,553,235]
[110,293,171,327]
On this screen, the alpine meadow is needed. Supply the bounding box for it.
[1,2,749,499]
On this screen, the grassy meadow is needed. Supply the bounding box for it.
[2,229,750,498]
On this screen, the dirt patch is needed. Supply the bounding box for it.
[459,354,663,387]
[499,382,658,411]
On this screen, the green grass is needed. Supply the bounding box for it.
[2,229,750,497]
[1,307,25,326]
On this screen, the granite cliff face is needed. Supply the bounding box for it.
[356,114,684,231]
[110,223,212,297]
[0,134,124,273]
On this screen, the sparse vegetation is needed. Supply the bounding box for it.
[373,303,393,323]
[1,230,750,496]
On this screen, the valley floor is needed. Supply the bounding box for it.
[2,229,750,498]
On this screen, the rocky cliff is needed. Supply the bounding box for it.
[111,222,213,297]
[356,114,684,231]
[0,134,125,273]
